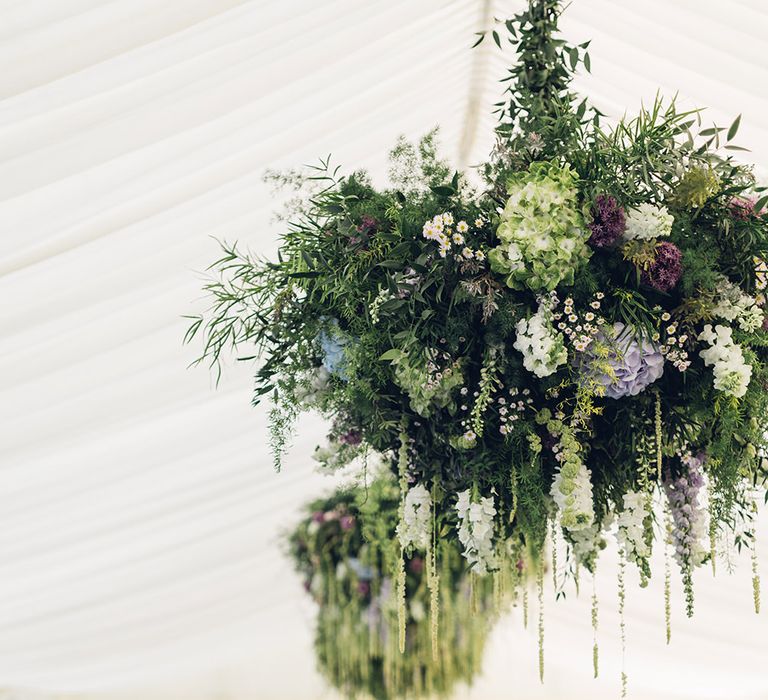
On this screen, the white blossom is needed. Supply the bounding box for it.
[698,324,752,398]
[513,296,567,377]
[397,483,432,550]
[623,203,674,240]
[455,489,496,575]
[616,490,651,566]
[712,278,763,333]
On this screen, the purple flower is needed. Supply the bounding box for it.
[357,580,371,597]
[588,194,626,248]
[356,215,378,234]
[311,510,325,524]
[580,322,665,399]
[339,429,362,446]
[642,242,682,292]
[339,514,356,531]
[729,196,759,220]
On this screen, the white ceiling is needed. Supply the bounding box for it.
[1,1,767,698]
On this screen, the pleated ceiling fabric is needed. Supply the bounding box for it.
[1,1,767,698]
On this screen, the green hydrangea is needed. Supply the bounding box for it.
[489,161,590,291]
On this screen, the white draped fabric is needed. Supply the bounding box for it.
[1,1,767,698]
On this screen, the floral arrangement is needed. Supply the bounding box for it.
[189,0,767,691]
[288,477,513,699]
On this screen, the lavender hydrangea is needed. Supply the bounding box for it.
[588,194,626,248]
[580,322,665,399]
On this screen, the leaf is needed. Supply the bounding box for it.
[492,30,501,48]
[753,195,768,213]
[471,31,485,48]
[583,52,591,73]
[568,47,578,70]
[699,127,723,136]
[394,191,406,204]
[378,260,404,269]
[724,144,750,152]
[379,349,403,362]
[430,185,456,197]
[727,113,741,141]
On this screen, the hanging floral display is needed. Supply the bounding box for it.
[189,0,767,691]
[288,478,515,699]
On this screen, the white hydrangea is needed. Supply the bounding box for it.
[513,296,567,377]
[712,279,764,333]
[616,490,651,566]
[456,489,496,575]
[698,324,752,398]
[623,203,674,240]
[397,483,432,550]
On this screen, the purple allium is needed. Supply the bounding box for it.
[339,514,356,531]
[588,194,626,248]
[642,241,682,292]
[339,429,362,446]
[311,510,325,524]
[580,322,665,399]
[357,580,371,597]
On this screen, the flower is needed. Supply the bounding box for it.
[730,196,760,220]
[616,490,652,582]
[641,241,682,292]
[673,167,719,208]
[513,296,568,377]
[698,324,752,398]
[456,490,496,574]
[397,483,432,550]
[318,319,354,379]
[712,278,763,332]
[550,428,594,531]
[488,161,590,291]
[456,221,469,233]
[579,322,665,398]
[665,452,709,572]
[588,194,626,248]
[624,203,674,240]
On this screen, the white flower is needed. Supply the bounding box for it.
[456,221,469,233]
[442,212,454,225]
[397,483,432,550]
[616,490,651,565]
[513,297,567,377]
[456,490,496,575]
[624,203,674,240]
[712,278,763,332]
[698,324,752,398]
[474,250,486,262]
[452,232,465,245]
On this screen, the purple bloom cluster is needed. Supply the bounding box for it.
[664,453,707,571]
[642,241,682,292]
[588,194,626,248]
[581,322,665,399]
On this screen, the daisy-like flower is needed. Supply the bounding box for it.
[474,217,484,228]
[474,250,486,262]
[456,221,469,233]
[442,212,454,225]
[452,233,465,245]
[462,247,474,259]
